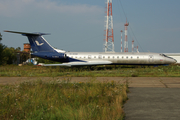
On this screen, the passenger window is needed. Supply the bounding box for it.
[131,56,133,59]
[122,56,124,59]
[126,56,128,59]
[108,56,110,59]
[99,55,102,59]
[117,56,119,58]
[88,55,91,59]
[137,56,139,59]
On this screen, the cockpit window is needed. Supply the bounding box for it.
[160,54,168,57]
[160,54,174,59]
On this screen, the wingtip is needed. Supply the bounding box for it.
[4,30,18,33]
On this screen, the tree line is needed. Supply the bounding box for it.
[0,33,59,65]
[0,33,22,65]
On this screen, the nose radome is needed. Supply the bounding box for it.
[167,58,177,64]
[173,59,177,63]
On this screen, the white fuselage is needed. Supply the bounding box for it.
[65,52,176,65]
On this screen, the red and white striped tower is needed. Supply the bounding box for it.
[104,0,114,52]
[136,46,139,53]
[124,19,129,52]
[132,39,134,52]
[120,30,123,52]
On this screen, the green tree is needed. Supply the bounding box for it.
[2,47,17,64]
[0,33,2,42]
[0,33,5,65]
[15,47,21,51]
[0,44,6,65]
[0,33,20,65]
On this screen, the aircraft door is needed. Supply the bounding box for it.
[149,55,154,63]
[98,55,102,59]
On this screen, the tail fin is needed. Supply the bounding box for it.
[4,30,55,52]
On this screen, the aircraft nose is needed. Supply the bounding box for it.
[174,59,177,63]
[167,58,177,64]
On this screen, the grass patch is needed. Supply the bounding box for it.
[0,78,128,120]
[0,64,180,77]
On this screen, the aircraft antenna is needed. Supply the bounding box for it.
[104,0,114,52]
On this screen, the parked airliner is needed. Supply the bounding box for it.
[4,30,177,67]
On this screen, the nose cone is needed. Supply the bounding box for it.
[166,58,177,64]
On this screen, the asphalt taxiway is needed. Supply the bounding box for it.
[123,77,180,120]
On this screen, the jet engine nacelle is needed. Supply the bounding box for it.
[32,52,67,60]
[51,53,67,59]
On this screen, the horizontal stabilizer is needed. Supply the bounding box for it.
[42,61,112,67]
[4,30,55,52]
[4,30,50,36]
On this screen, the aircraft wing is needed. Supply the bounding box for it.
[42,61,112,67]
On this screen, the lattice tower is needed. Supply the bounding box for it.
[120,30,123,52]
[124,19,129,52]
[104,0,114,52]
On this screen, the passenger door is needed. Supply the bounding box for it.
[149,55,154,63]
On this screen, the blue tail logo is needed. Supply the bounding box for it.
[35,41,44,46]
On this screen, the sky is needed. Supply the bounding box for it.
[1,0,180,53]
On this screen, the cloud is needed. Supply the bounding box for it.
[0,0,105,52]
[0,0,103,17]
[0,0,32,17]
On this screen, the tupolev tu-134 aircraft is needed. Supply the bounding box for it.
[4,30,177,67]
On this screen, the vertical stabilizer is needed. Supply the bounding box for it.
[4,30,55,52]
[26,35,55,52]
